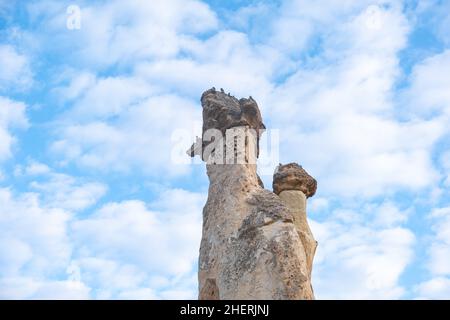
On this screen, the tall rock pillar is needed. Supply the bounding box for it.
[188,88,317,300]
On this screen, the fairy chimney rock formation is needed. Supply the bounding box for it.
[273,163,318,288]
[189,88,317,300]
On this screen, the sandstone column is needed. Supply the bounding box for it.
[188,88,317,300]
[273,163,318,292]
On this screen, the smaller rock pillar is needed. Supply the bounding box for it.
[273,163,318,295]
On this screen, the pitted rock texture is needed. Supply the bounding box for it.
[278,190,317,288]
[201,87,266,136]
[189,88,266,159]
[198,164,314,299]
[192,89,317,300]
[273,163,317,197]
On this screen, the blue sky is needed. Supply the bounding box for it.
[0,0,449,299]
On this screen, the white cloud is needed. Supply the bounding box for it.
[226,2,274,32]
[0,165,107,299]
[402,64,448,180]
[135,30,280,100]
[29,280,91,299]
[441,151,450,171]
[53,71,97,102]
[440,152,450,187]
[65,75,154,120]
[51,94,201,176]
[73,257,150,299]
[0,277,39,299]
[0,188,72,296]
[70,188,205,299]
[372,202,409,227]
[269,15,313,54]
[308,197,329,214]
[116,288,158,300]
[0,44,32,91]
[29,172,107,211]
[311,204,415,299]
[415,277,450,300]
[72,189,203,275]
[406,50,450,117]
[413,207,450,299]
[24,161,51,175]
[0,96,28,161]
[0,277,90,300]
[263,3,444,198]
[264,0,406,57]
[12,161,107,211]
[29,0,218,69]
[427,207,450,276]
[0,172,202,299]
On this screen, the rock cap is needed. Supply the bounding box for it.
[200,87,265,136]
[273,163,317,197]
[189,88,266,160]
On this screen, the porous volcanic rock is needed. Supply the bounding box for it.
[190,89,317,300]
[273,163,317,197]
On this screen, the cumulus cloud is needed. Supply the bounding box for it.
[427,207,450,276]
[65,75,153,120]
[0,44,32,91]
[71,188,205,299]
[24,161,51,175]
[0,161,107,299]
[264,3,445,199]
[134,30,278,99]
[0,181,204,299]
[29,172,107,211]
[414,207,450,299]
[51,93,201,176]
[406,50,450,117]
[29,280,91,299]
[0,96,28,161]
[0,188,73,298]
[28,0,218,69]
[1,0,449,300]
[11,160,108,211]
[415,277,450,300]
[311,201,415,299]
[0,277,91,300]
[0,43,30,162]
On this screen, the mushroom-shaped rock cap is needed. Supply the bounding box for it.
[273,163,317,197]
[201,87,266,136]
[188,88,266,159]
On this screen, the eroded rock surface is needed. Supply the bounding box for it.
[189,88,265,160]
[273,163,317,197]
[201,88,265,138]
[190,88,317,300]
